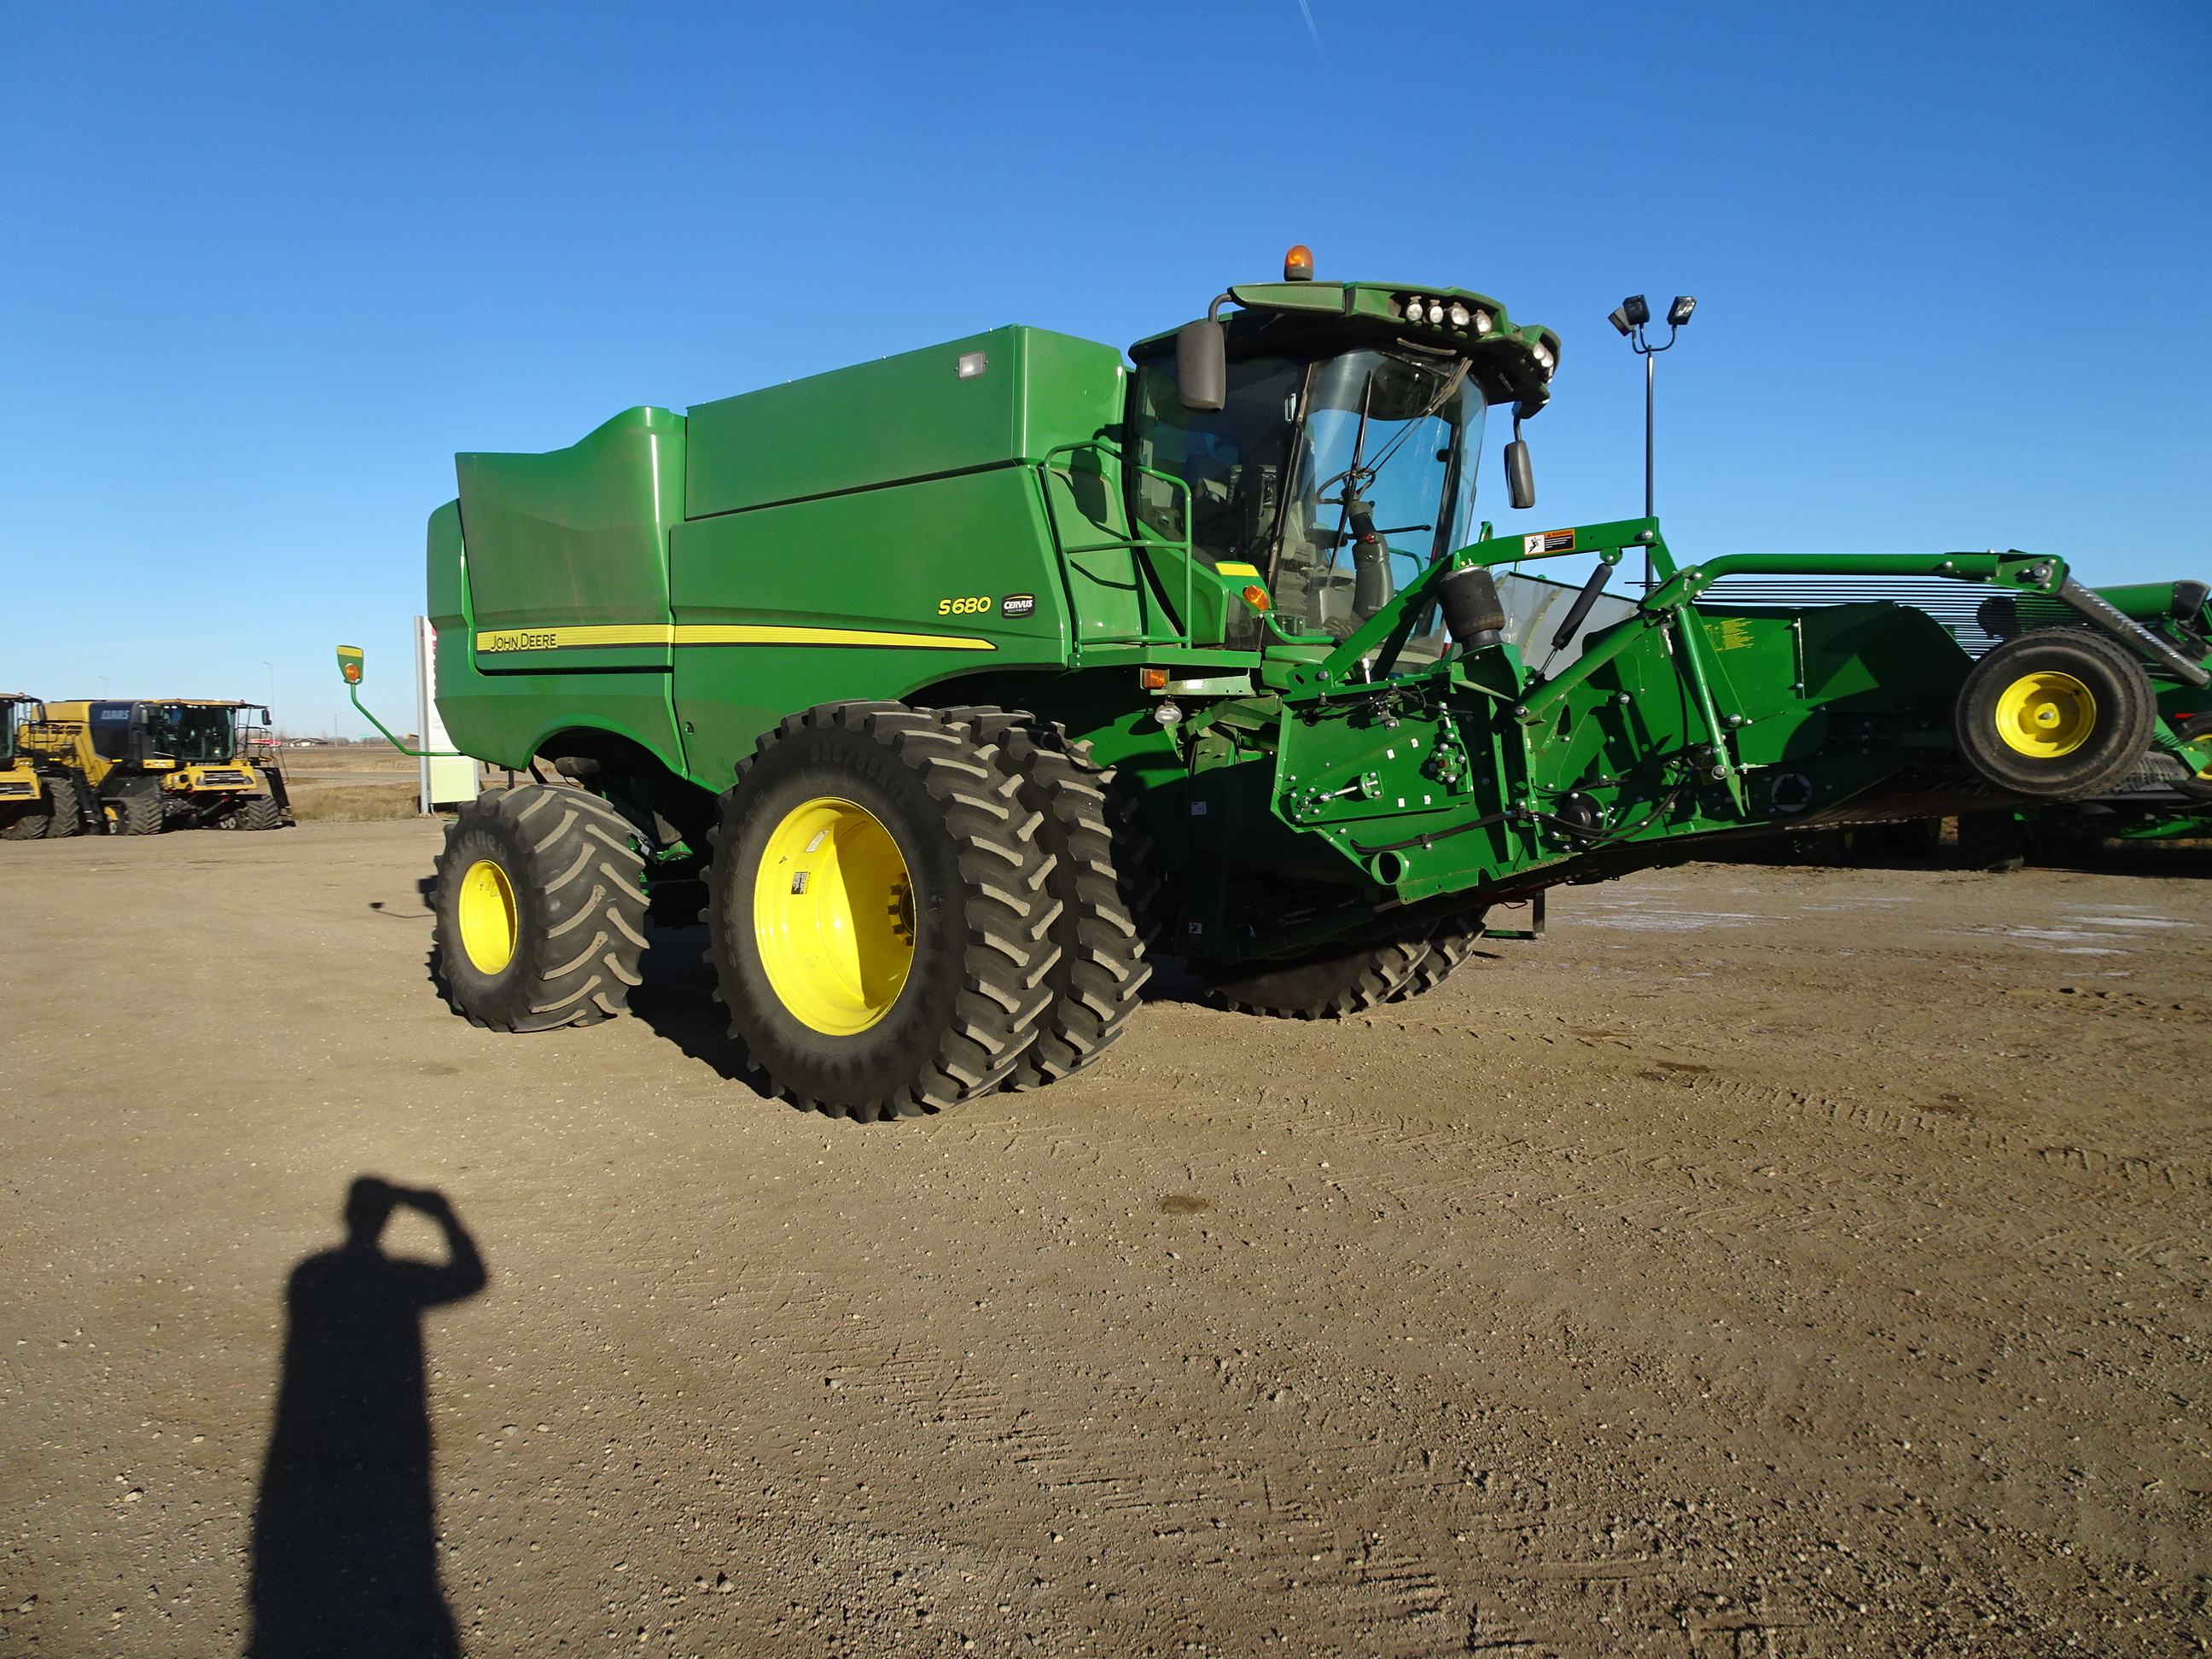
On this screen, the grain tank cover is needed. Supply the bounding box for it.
[683,325,1123,520]
[456,405,686,650]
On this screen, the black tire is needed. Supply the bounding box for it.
[43,774,84,838]
[1953,630,2157,800]
[103,790,166,836]
[1957,810,2026,873]
[0,792,50,840]
[221,793,284,831]
[2173,714,2212,803]
[938,709,1155,1090]
[1203,919,1435,1019]
[1387,907,1488,1002]
[1861,817,1940,859]
[705,701,1061,1121]
[431,784,649,1031]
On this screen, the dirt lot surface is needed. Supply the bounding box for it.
[4,822,2209,1657]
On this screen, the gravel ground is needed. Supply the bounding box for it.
[3,822,2208,1657]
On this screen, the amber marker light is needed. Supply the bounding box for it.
[1140,667,1170,690]
[1283,244,1314,282]
[1243,585,1271,611]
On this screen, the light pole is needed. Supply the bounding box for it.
[1609,294,1697,590]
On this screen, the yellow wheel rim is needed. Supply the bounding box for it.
[754,796,915,1035]
[1994,671,2097,758]
[457,858,520,975]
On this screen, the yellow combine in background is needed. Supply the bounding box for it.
[20,699,291,835]
[0,694,90,839]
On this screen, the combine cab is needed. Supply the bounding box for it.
[389,250,2212,1119]
[22,700,293,835]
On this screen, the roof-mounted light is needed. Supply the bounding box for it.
[1284,244,1314,282]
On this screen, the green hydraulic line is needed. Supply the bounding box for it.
[347,684,463,757]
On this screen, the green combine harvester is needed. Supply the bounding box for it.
[372,247,2212,1120]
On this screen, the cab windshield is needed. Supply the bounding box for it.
[1132,346,1483,650]
[143,705,236,763]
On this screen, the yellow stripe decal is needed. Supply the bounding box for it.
[474,624,996,655]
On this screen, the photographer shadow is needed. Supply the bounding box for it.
[246,1179,486,1659]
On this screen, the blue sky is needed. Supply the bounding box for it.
[3,0,2205,733]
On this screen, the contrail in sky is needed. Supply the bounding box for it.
[1295,0,1323,55]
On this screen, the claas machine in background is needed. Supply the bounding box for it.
[364,247,2212,1121]
[0,695,90,839]
[20,699,292,835]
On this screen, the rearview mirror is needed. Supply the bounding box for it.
[1504,439,1536,510]
[336,645,364,685]
[1175,319,1225,412]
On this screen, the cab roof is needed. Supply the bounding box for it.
[1129,278,1561,414]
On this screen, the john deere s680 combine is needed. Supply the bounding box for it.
[398,250,2212,1120]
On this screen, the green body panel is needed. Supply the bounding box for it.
[684,327,1122,518]
[667,468,1072,786]
[457,405,685,672]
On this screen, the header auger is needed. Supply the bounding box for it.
[381,247,2212,1120]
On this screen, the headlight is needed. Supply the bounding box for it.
[1403,296,1427,323]
[1447,301,1470,328]
[1470,308,1493,335]
[1530,340,1556,374]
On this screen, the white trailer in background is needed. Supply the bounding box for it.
[414,616,480,813]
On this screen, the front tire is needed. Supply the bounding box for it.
[43,773,85,838]
[1387,907,1488,1002]
[0,793,50,840]
[432,785,649,1031]
[938,709,1155,1090]
[1953,630,2156,800]
[103,790,165,836]
[705,702,1061,1121]
[1203,919,1436,1019]
[221,794,284,831]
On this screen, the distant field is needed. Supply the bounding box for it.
[272,747,484,821]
